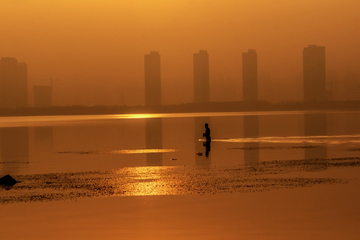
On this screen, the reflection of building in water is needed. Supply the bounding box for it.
[34,127,53,155]
[0,127,29,175]
[194,117,211,166]
[145,118,163,166]
[144,51,161,106]
[304,113,327,159]
[33,85,52,107]
[243,115,259,166]
[193,50,210,103]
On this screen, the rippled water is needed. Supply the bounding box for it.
[2,157,358,203]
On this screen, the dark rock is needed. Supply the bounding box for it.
[0,174,17,186]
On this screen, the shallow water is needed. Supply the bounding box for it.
[1,110,360,239]
[1,110,360,202]
[1,111,360,172]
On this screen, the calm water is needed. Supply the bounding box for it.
[1,110,360,202]
[1,111,360,240]
[1,110,360,175]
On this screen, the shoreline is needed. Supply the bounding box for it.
[1,157,359,204]
[1,176,359,240]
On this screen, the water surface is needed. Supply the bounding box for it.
[1,111,360,240]
[1,110,360,201]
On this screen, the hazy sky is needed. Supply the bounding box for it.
[1,0,359,105]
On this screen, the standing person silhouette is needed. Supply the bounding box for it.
[203,123,211,142]
[203,123,211,157]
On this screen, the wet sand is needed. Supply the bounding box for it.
[1,112,360,239]
[1,175,359,240]
[1,157,358,203]
[1,160,360,240]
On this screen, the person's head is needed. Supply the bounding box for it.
[205,123,208,128]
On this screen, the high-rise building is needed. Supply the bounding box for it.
[303,45,326,101]
[242,49,258,101]
[33,85,52,107]
[0,57,28,108]
[144,51,161,106]
[193,50,210,103]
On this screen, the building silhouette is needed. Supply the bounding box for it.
[0,57,28,108]
[242,49,258,101]
[193,50,210,103]
[303,45,326,101]
[144,51,161,106]
[33,85,52,107]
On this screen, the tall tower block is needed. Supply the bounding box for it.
[0,57,28,108]
[144,51,161,106]
[303,45,326,101]
[242,49,258,101]
[193,50,210,103]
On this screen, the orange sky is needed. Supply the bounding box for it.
[1,0,359,105]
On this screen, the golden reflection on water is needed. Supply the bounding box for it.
[57,149,177,155]
[111,111,303,120]
[110,149,176,154]
[115,166,180,196]
[214,135,360,144]
[116,113,162,119]
[0,111,330,128]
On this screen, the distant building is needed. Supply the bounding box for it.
[303,45,326,101]
[0,57,28,108]
[242,49,258,101]
[33,85,52,107]
[144,51,161,106]
[193,50,210,103]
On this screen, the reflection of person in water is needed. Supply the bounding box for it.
[203,123,211,157]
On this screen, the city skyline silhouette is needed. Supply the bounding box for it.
[0,1,359,107]
[0,44,357,109]
[0,45,360,107]
[1,2,360,239]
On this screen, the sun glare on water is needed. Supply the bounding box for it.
[114,166,181,196]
